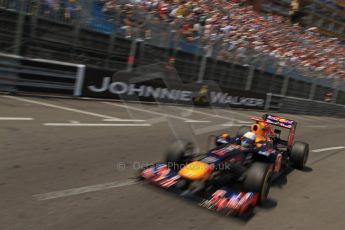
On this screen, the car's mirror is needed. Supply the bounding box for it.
[214,133,231,146]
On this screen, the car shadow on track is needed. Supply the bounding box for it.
[302,166,313,172]
[136,166,313,224]
[139,182,279,223]
[237,197,278,221]
[259,198,278,209]
[140,182,257,224]
[271,166,313,189]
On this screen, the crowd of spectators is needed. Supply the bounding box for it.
[1,0,344,79]
[0,0,83,21]
[41,0,82,21]
[96,0,345,80]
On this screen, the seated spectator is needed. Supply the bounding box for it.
[93,0,345,79]
[5,0,345,79]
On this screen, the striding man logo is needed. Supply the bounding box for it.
[194,85,209,104]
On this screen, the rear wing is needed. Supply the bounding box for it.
[263,114,296,129]
[263,114,297,148]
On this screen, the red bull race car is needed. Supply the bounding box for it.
[138,114,309,216]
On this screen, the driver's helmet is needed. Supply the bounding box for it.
[241,132,256,148]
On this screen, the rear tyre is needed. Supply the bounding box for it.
[243,162,272,204]
[166,139,195,171]
[290,141,309,169]
[237,126,251,137]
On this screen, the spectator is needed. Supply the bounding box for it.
[5,0,345,79]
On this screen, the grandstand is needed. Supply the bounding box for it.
[260,0,298,16]
[0,0,344,104]
[298,0,345,40]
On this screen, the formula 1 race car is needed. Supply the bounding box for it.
[138,114,309,216]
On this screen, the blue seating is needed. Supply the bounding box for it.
[88,1,116,34]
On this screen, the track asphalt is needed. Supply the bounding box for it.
[1,95,344,230]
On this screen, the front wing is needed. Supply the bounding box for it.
[139,163,259,216]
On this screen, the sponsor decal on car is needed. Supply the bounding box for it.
[199,190,256,215]
[266,115,294,129]
[141,164,180,188]
[202,156,219,163]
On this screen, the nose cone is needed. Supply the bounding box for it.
[178,161,210,180]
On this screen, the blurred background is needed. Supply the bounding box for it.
[0,0,345,105]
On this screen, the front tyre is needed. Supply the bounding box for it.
[290,141,309,169]
[166,139,195,170]
[243,162,272,204]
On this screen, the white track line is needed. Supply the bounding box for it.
[69,120,80,124]
[217,108,263,119]
[103,102,210,123]
[33,179,138,201]
[193,123,247,135]
[0,117,34,121]
[185,120,211,123]
[43,123,151,127]
[3,96,138,122]
[221,123,251,127]
[194,125,227,135]
[301,115,326,123]
[312,146,345,153]
[293,116,327,124]
[103,119,147,122]
[172,107,250,123]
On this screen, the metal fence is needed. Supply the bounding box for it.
[0,0,344,105]
[0,52,84,94]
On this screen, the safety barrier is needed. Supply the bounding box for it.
[0,53,85,95]
[266,94,345,117]
[0,56,344,117]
